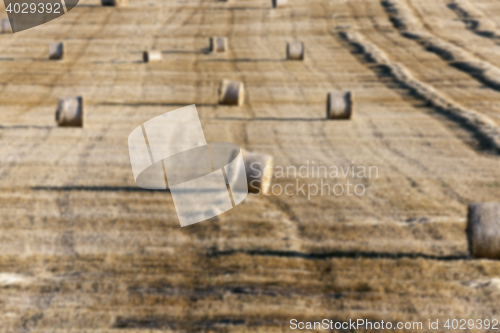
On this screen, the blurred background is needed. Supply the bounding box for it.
[1,0,500,331]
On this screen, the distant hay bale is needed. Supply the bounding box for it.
[101,0,128,6]
[210,37,227,53]
[467,203,500,259]
[327,90,353,120]
[55,97,84,127]
[218,79,244,106]
[287,41,304,61]
[272,0,287,8]
[1,18,11,34]
[49,42,64,60]
[242,150,273,195]
[143,50,162,63]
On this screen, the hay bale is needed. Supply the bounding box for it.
[218,79,244,106]
[342,29,500,150]
[272,0,287,8]
[467,203,500,259]
[55,97,84,127]
[210,37,227,53]
[242,150,273,195]
[327,90,353,119]
[1,18,11,34]
[143,51,162,63]
[49,42,64,60]
[287,41,304,61]
[101,0,128,6]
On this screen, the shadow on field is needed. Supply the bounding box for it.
[203,58,285,62]
[211,117,327,122]
[32,186,170,193]
[210,249,469,261]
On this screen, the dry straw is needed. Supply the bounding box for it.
[341,29,500,151]
[449,0,500,38]
[383,0,500,91]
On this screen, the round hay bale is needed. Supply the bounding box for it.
[218,79,244,106]
[272,0,287,8]
[287,41,304,60]
[210,37,227,53]
[467,203,500,259]
[1,18,11,34]
[55,97,84,127]
[143,51,162,63]
[242,150,273,195]
[49,42,64,60]
[327,90,354,120]
[101,0,128,6]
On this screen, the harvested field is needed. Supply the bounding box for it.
[0,0,500,331]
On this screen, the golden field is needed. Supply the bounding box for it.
[1,0,500,331]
